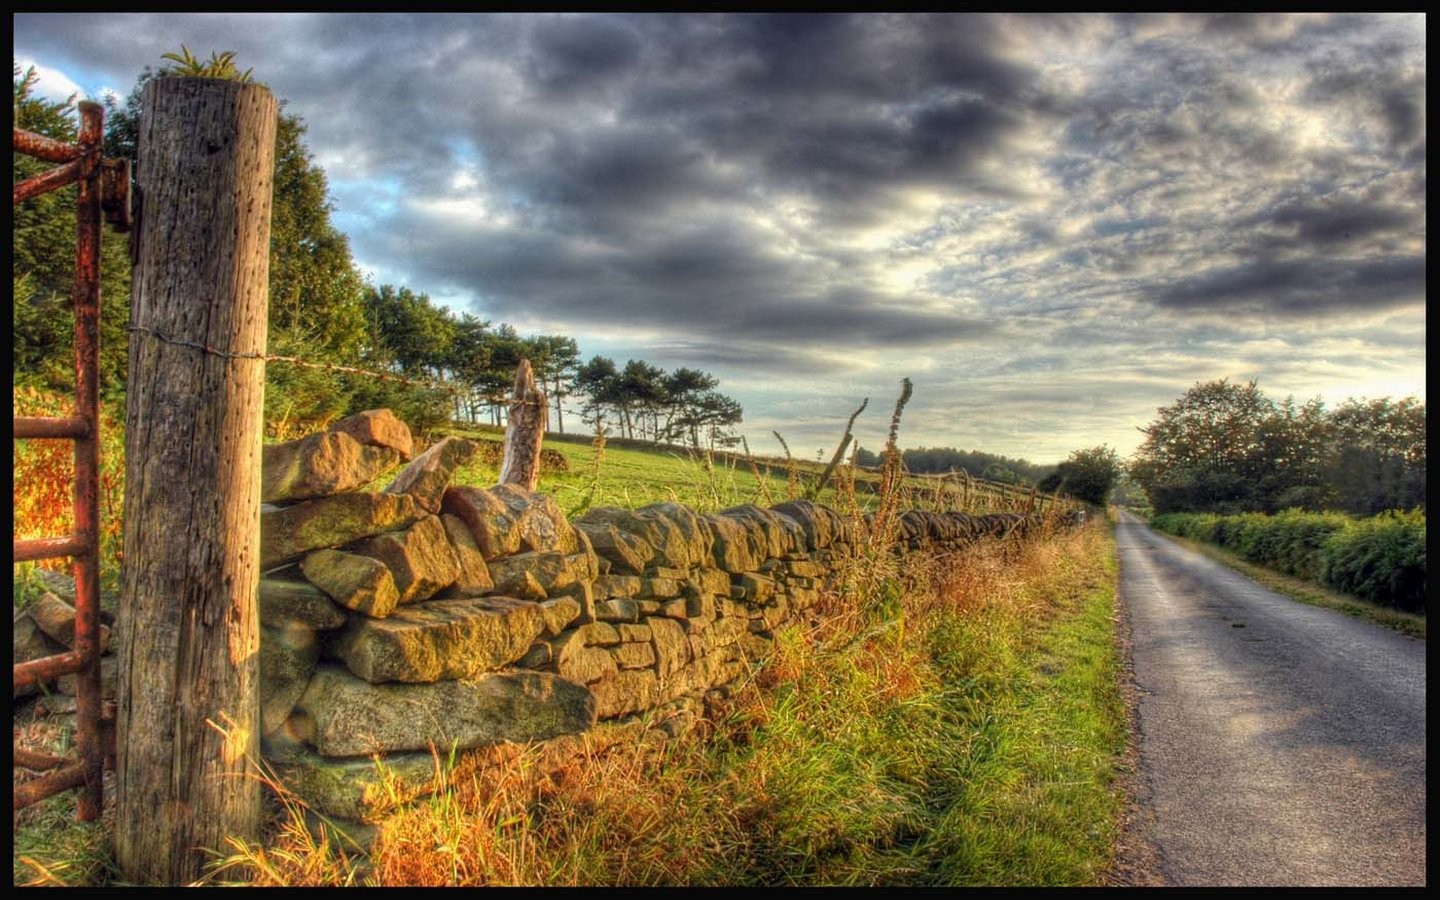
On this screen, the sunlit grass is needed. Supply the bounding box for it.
[196,519,1123,886]
[12,400,1101,887]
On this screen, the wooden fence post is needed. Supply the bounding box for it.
[115,76,276,885]
[499,358,548,491]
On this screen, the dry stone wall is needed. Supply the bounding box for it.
[163,410,1049,827]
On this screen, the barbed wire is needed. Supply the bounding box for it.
[127,322,461,395]
[126,322,551,408]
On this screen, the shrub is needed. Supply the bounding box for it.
[1321,510,1427,613]
[1150,508,1426,613]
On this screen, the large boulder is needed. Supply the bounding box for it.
[27,590,110,651]
[648,616,690,678]
[14,605,66,698]
[261,491,424,569]
[487,550,594,598]
[261,430,401,504]
[438,514,494,598]
[577,506,708,571]
[260,623,321,737]
[703,513,764,573]
[770,500,844,551]
[590,667,661,719]
[293,664,596,757]
[327,597,550,683]
[573,521,653,576]
[352,515,460,606]
[280,748,444,822]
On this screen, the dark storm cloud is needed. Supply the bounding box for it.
[13,12,1425,460]
[359,203,990,353]
[1155,256,1425,315]
[1261,196,1418,249]
[524,15,642,96]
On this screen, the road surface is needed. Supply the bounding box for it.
[1115,510,1426,886]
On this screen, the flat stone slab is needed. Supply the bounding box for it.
[488,550,593,597]
[262,491,424,569]
[260,623,320,737]
[327,596,550,683]
[262,430,401,503]
[260,576,348,630]
[294,664,596,757]
[301,549,400,618]
[439,513,494,597]
[441,484,577,560]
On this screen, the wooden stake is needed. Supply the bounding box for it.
[499,358,548,491]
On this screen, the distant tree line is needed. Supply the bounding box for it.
[1129,379,1425,516]
[12,61,742,445]
[857,445,1054,486]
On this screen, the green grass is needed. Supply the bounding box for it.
[202,519,1126,886]
[13,423,1104,887]
[442,425,1046,519]
[1152,530,1425,640]
[918,523,1125,885]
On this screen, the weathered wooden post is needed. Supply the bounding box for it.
[116,76,276,885]
[499,358,548,491]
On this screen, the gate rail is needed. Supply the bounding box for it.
[13,101,129,820]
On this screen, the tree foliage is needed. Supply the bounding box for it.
[1039,445,1122,508]
[898,446,1052,485]
[570,355,741,449]
[13,64,133,395]
[1130,379,1425,515]
[15,54,748,447]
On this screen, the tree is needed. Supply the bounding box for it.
[1129,379,1282,514]
[476,324,527,425]
[14,63,132,394]
[1039,445,1122,507]
[574,354,621,432]
[445,313,494,423]
[616,359,666,440]
[691,390,744,451]
[526,334,580,433]
[362,284,458,377]
[1126,379,1419,515]
[1323,397,1426,514]
[661,367,720,446]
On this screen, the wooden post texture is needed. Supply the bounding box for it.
[116,77,276,885]
[499,358,548,491]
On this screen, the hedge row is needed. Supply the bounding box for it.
[1149,508,1426,613]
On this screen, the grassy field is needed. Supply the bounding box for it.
[14,413,1118,887]
[443,423,1052,520]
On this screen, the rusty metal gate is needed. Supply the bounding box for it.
[13,100,130,820]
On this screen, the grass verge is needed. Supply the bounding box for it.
[193,519,1125,886]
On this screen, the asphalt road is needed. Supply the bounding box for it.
[1115,510,1426,886]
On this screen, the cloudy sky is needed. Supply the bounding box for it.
[14,13,1426,463]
